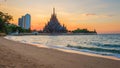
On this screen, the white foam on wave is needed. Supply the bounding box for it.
[4,36,49,48]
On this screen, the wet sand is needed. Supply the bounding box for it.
[0,37,120,68]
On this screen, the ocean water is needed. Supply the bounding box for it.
[5,34,120,58]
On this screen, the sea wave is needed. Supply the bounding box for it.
[67,44,120,54]
[91,42,120,48]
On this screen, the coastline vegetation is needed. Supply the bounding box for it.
[72,28,97,33]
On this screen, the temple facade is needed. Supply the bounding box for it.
[43,8,67,33]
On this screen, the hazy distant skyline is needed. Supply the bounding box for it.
[0,0,120,34]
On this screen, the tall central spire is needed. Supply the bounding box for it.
[53,8,55,15]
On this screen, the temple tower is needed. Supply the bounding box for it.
[43,8,67,33]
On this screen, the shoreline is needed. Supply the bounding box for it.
[21,42,120,61]
[56,48,120,61]
[10,33,97,36]
[4,36,120,61]
[1,37,120,68]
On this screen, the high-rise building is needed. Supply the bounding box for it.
[18,18,22,27]
[18,14,31,29]
[25,14,31,29]
[21,16,25,28]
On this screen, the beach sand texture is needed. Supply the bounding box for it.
[0,37,120,68]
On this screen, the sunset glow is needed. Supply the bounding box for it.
[0,0,120,34]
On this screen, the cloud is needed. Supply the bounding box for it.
[82,13,114,17]
[84,13,96,16]
[104,15,114,17]
[77,13,115,21]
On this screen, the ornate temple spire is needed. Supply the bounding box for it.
[43,8,67,33]
[53,8,55,15]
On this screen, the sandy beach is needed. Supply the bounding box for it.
[0,37,120,68]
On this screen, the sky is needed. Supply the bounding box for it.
[0,0,120,34]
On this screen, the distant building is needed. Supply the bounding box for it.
[18,18,22,27]
[21,16,25,28]
[25,14,31,29]
[43,8,67,33]
[18,14,31,29]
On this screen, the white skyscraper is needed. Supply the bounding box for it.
[18,14,31,29]
[25,14,31,29]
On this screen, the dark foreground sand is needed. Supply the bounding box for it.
[0,37,120,68]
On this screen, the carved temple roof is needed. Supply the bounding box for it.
[43,8,67,33]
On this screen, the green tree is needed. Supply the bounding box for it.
[0,11,13,33]
[72,28,96,33]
